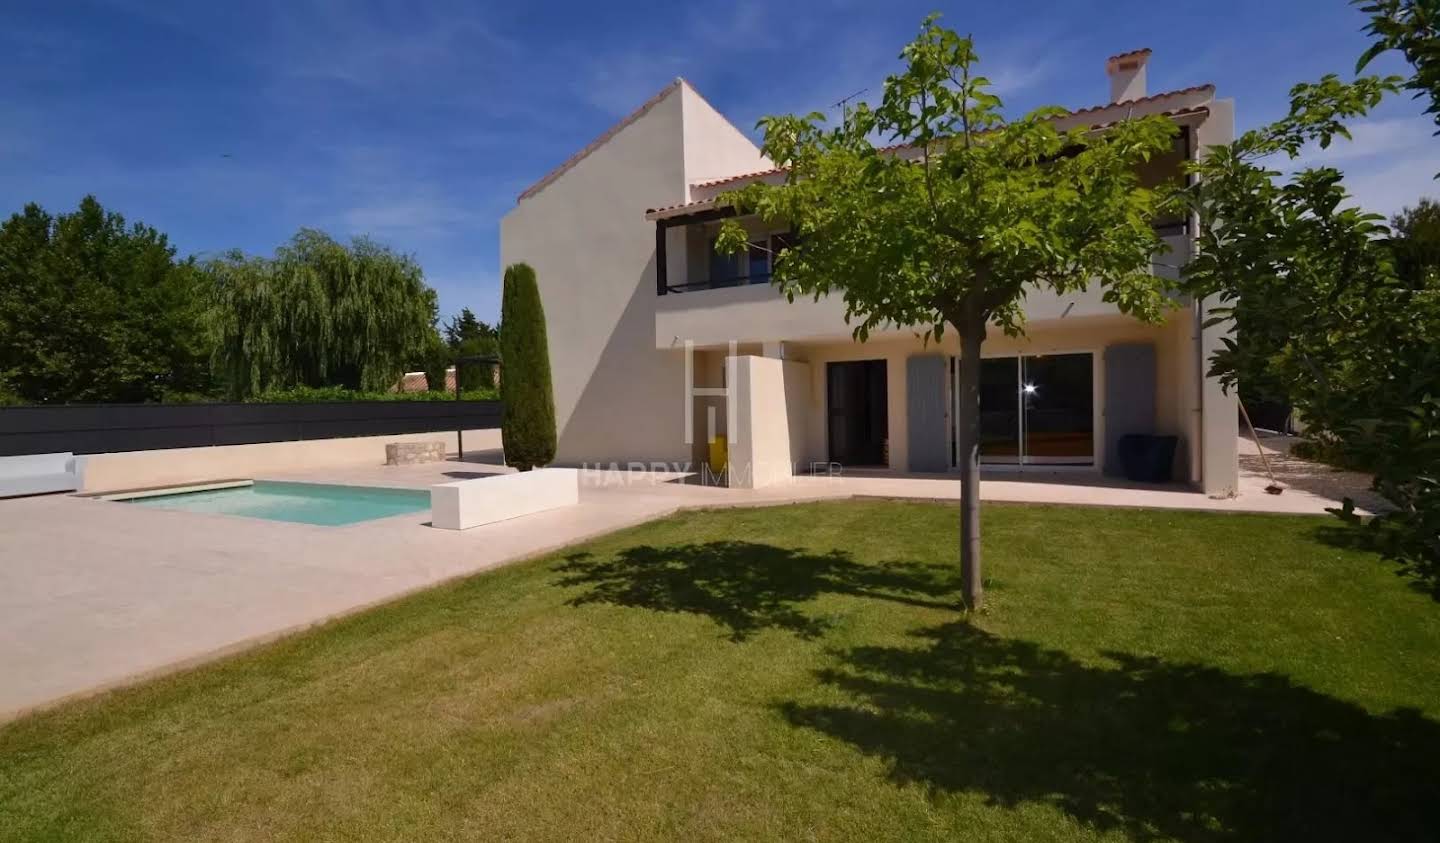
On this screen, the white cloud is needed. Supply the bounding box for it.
[340,195,481,237]
[1335,150,1440,219]
[1286,116,1440,218]
[987,58,1059,99]
[1292,116,1435,167]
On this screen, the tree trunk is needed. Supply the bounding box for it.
[956,308,986,609]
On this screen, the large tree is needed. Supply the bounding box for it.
[0,196,212,403]
[717,17,1178,608]
[1179,65,1440,581]
[208,229,437,398]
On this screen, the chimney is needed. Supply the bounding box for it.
[1106,48,1151,103]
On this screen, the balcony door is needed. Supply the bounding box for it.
[951,352,1095,467]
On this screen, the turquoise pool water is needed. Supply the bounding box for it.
[123,481,431,526]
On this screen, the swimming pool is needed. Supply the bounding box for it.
[118,481,431,526]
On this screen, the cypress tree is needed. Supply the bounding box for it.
[499,262,556,470]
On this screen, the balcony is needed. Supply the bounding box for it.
[653,214,1193,350]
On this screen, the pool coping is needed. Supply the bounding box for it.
[92,479,255,501]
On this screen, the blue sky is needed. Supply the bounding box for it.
[4,0,1434,323]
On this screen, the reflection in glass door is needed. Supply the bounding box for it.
[951,353,1095,467]
[1021,354,1094,463]
[980,357,1021,462]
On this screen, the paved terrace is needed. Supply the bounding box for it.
[0,435,1379,721]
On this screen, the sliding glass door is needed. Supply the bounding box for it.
[952,353,1095,467]
[979,357,1022,463]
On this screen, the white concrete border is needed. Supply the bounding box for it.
[431,468,580,530]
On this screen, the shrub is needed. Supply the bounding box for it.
[499,263,556,470]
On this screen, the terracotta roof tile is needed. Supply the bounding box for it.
[646,200,706,216]
[691,166,788,190]
[675,88,1215,204]
[1067,83,1213,118]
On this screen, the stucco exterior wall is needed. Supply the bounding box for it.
[654,269,1169,351]
[680,85,772,197]
[502,81,772,467]
[1192,98,1241,496]
[501,87,692,466]
[727,355,810,489]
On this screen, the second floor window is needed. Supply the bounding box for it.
[702,230,796,289]
[708,236,741,286]
[748,241,770,283]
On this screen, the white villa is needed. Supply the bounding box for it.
[500,48,1240,495]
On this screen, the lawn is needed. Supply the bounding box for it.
[3,501,1439,842]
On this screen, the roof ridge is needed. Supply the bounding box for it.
[516,78,684,203]
[1067,83,1214,118]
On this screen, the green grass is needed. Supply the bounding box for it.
[3,502,1439,842]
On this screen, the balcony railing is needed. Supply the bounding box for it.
[664,273,773,294]
[659,221,1191,295]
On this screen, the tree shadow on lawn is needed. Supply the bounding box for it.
[552,541,959,641]
[782,621,1440,842]
[1311,523,1440,602]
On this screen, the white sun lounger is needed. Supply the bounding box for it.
[0,452,85,498]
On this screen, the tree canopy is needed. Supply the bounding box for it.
[1358,0,1440,137]
[717,15,1180,607]
[1178,58,1440,582]
[1390,197,1440,283]
[0,196,212,403]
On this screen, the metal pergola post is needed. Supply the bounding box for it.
[453,353,501,462]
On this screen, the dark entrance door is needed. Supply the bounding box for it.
[827,360,888,466]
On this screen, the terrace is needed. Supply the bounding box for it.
[0,432,1382,721]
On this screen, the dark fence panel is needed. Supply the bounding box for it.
[0,401,503,456]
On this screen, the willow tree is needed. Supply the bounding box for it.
[208,229,437,398]
[717,16,1177,608]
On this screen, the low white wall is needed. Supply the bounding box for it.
[431,468,580,530]
[79,429,503,493]
[727,355,809,489]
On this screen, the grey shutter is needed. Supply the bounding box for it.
[906,354,948,473]
[1103,343,1156,475]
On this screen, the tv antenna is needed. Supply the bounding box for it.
[833,88,867,124]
